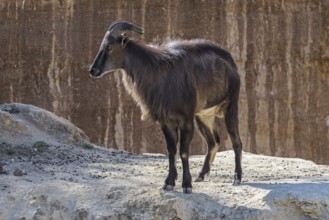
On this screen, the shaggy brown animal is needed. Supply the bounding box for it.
[89,21,242,193]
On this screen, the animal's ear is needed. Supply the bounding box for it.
[121,32,129,48]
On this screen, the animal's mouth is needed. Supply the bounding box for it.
[89,66,104,78]
[89,70,115,79]
[89,72,102,79]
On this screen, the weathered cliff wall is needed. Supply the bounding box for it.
[0,0,328,164]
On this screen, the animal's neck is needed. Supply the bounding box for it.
[122,40,170,121]
[124,40,173,77]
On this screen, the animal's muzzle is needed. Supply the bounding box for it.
[89,66,100,77]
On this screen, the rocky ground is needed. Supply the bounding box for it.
[1,103,329,220]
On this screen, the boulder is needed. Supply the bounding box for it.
[0,103,89,146]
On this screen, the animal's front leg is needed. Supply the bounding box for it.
[179,119,194,194]
[161,124,178,191]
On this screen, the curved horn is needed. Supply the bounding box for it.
[109,20,144,38]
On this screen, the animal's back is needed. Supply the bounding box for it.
[164,39,237,70]
[163,39,238,112]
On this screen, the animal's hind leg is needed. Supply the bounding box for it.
[225,100,242,185]
[161,123,178,191]
[195,115,219,182]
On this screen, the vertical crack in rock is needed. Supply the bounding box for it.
[47,2,61,113]
[114,71,124,150]
[244,1,258,154]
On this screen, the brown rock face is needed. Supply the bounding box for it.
[0,1,328,164]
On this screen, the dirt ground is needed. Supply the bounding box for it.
[1,103,328,219]
[1,142,329,220]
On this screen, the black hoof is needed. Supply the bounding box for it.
[162,184,174,191]
[233,179,241,185]
[195,176,204,182]
[183,187,192,194]
[233,173,242,185]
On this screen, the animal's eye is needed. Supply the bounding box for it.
[106,45,112,51]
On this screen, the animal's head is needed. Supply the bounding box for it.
[89,20,144,78]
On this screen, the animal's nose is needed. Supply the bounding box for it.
[89,67,100,75]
